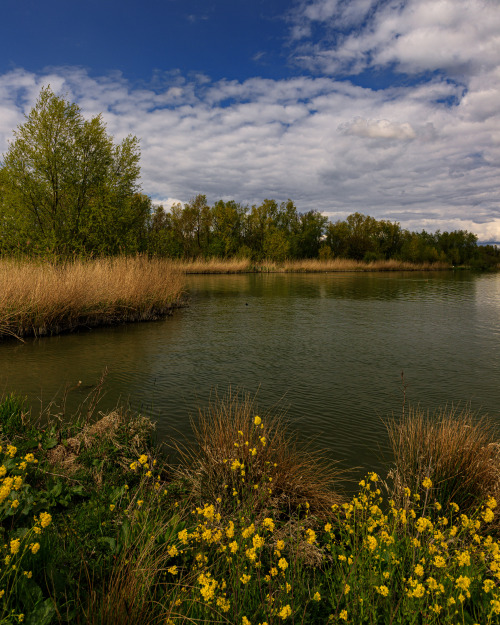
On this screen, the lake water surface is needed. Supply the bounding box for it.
[2,271,500,480]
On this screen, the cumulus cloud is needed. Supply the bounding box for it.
[340,118,417,140]
[291,0,500,79]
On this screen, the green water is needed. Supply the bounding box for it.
[2,271,500,479]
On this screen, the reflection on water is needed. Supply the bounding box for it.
[2,271,500,480]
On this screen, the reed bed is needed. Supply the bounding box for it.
[176,257,451,274]
[0,256,186,340]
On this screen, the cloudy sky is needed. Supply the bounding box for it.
[1,0,499,240]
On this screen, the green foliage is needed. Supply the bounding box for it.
[0,87,143,256]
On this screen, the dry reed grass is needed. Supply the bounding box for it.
[175,257,450,274]
[174,257,251,273]
[172,388,345,517]
[386,405,500,516]
[79,528,178,625]
[0,256,186,339]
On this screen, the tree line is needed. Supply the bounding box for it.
[1,87,498,268]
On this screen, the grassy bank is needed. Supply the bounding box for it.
[0,257,186,340]
[1,389,500,624]
[175,258,452,274]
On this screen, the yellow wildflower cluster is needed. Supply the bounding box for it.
[0,446,51,615]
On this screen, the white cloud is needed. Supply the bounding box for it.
[0,57,499,240]
[340,118,417,140]
[291,0,500,79]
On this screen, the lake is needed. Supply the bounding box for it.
[2,271,500,481]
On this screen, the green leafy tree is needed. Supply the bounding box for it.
[0,86,142,255]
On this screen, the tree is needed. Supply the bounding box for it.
[0,86,142,255]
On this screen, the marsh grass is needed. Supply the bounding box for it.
[176,257,450,274]
[386,405,500,517]
[0,256,185,340]
[171,388,345,517]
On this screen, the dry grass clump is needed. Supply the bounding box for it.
[386,405,500,516]
[172,389,344,517]
[0,256,185,339]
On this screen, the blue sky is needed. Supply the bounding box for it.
[1,0,500,240]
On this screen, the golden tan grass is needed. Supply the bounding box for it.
[0,256,186,339]
[172,388,345,517]
[175,257,450,273]
[386,405,500,515]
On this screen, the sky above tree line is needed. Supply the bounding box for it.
[0,0,499,241]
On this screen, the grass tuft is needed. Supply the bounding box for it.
[386,405,500,516]
[172,388,345,518]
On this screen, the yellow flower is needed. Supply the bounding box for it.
[254,416,262,425]
[487,496,497,510]
[305,528,316,544]
[422,477,433,489]
[483,508,495,523]
[229,541,238,553]
[11,499,19,509]
[137,500,143,507]
[491,599,500,615]
[240,574,251,584]
[7,445,17,458]
[168,545,178,557]
[278,605,292,620]
[278,557,289,570]
[263,518,275,532]
[313,591,321,601]
[30,543,40,554]
[216,596,231,613]
[168,565,178,575]
[138,454,148,465]
[376,585,389,597]
[340,610,348,621]
[10,538,21,555]
[433,555,446,568]
[242,617,251,625]
[455,575,471,593]
[276,539,285,550]
[414,564,424,577]
[366,535,378,551]
[109,504,115,511]
[270,567,278,576]
[483,579,495,593]
[253,534,265,549]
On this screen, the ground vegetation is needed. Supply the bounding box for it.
[1,387,500,624]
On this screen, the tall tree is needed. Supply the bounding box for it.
[0,86,142,255]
